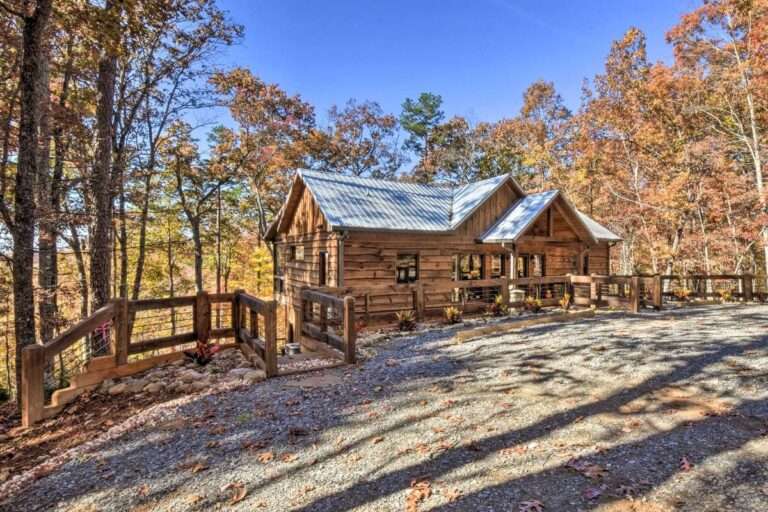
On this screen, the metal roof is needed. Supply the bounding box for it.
[266,170,621,243]
[480,190,559,243]
[298,169,515,232]
[576,210,622,242]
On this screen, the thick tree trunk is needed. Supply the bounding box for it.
[90,1,119,313]
[14,0,53,405]
[37,48,55,346]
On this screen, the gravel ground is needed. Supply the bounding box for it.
[2,304,768,512]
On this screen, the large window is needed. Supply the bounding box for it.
[455,254,484,280]
[490,254,506,278]
[396,254,418,283]
[517,254,545,278]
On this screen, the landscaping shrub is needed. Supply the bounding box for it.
[523,296,543,313]
[396,309,417,331]
[487,294,509,317]
[559,292,571,311]
[718,288,733,303]
[673,288,691,301]
[443,306,462,324]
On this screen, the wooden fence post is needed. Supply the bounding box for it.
[264,301,278,377]
[195,291,211,345]
[743,274,754,302]
[294,301,303,347]
[343,295,356,364]
[21,344,45,427]
[589,274,600,307]
[232,290,243,343]
[500,276,510,305]
[652,275,663,310]
[630,276,641,313]
[113,298,129,365]
[415,282,425,320]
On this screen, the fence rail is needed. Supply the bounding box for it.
[234,291,278,377]
[297,288,356,364]
[20,290,280,427]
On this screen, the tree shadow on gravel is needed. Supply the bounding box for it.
[288,311,768,512]
[2,306,766,512]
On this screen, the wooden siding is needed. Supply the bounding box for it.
[455,181,522,238]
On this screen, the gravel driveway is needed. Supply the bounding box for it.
[2,304,767,512]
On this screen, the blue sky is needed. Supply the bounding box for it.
[211,0,698,125]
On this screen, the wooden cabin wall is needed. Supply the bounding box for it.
[274,185,340,340]
[587,242,610,274]
[454,182,522,237]
[515,241,582,276]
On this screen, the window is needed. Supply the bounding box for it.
[289,245,304,261]
[455,254,484,280]
[396,254,418,283]
[517,254,545,278]
[490,254,506,278]
[319,251,328,286]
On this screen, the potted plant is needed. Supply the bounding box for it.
[523,296,543,313]
[443,306,463,324]
[560,292,572,311]
[395,309,417,331]
[487,294,509,317]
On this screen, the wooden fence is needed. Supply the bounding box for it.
[20,289,330,427]
[296,289,356,364]
[327,273,759,324]
[233,291,278,377]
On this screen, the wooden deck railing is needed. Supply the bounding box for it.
[21,290,268,427]
[297,288,356,364]
[21,301,121,427]
[233,290,278,377]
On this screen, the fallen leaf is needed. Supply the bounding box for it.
[257,451,274,464]
[406,476,432,512]
[137,483,150,497]
[281,453,298,463]
[519,499,544,512]
[371,436,385,444]
[443,487,462,502]
[583,485,605,500]
[222,482,247,505]
[191,462,208,474]
[680,455,693,472]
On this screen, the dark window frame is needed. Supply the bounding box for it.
[490,254,506,278]
[455,253,485,281]
[517,253,546,278]
[396,253,419,284]
[319,251,328,286]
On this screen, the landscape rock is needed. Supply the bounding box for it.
[107,383,127,395]
[143,382,165,394]
[178,370,203,383]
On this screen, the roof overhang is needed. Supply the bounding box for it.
[480,190,598,245]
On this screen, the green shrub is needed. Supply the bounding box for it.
[487,294,509,317]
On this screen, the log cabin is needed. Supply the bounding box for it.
[264,170,621,337]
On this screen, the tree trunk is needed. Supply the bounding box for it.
[13,0,53,405]
[192,220,204,292]
[167,223,176,335]
[90,0,119,313]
